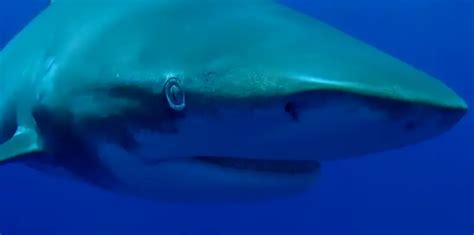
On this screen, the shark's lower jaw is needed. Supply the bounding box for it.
[87,140,321,201]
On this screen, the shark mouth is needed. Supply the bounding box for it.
[192,156,320,174]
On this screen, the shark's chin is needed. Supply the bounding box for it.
[141,158,320,201]
[91,142,320,201]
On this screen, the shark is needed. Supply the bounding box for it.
[0,0,468,201]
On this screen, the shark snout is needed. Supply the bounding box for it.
[265,87,467,160]
[285,87,467,129]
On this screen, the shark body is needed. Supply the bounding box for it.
[0,0,468,200]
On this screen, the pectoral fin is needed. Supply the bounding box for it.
[0,126,43,163]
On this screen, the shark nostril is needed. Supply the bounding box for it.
[284,101,299,121]
[404,120,419,132]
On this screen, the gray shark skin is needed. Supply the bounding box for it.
[0,0,468,201]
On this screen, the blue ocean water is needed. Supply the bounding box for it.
[0,0,472,234]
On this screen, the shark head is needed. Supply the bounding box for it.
[0,0,468,201]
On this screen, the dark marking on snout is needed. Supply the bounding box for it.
[284,101,299,121]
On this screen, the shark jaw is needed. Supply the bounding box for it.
[85,89,465,201]
[96,141,322,201]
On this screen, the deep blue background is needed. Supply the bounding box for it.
[0,1,472,234]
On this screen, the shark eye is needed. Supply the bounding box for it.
[164,77,186,111]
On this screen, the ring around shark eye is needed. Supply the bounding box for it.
[164,77,186,111]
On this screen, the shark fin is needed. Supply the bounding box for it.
[0,103,44,163]
[0,126,44,163]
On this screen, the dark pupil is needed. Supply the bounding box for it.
[171,85,181,104]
